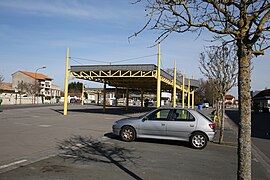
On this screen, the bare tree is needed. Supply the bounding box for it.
[200,45,238,144]
[133,0,270,179]
[0,74,4,105]
[131,1,270,178]
[0,74,3,84]
[17,81,37,103]
[195,78,218,107]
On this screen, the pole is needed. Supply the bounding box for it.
[115,87,118,106]
[182,73,185,108]
[34,66,46,104]
[63,48,69,116]
[141,89,144,109]
[173,60,177,108]
[126,88,129,111]
[188,78,190,108]
[103,82,106,112]
[81,82,84,106]
[192,91,195,109]
[157,42,161,108]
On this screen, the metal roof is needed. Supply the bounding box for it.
[70,64,199,92]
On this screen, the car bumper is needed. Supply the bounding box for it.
[207,131,216,141]
[112,125,121,136]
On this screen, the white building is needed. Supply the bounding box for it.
[12,71,53,97]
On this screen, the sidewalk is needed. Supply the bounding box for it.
[213,113,238,146]
[200,108,238,146]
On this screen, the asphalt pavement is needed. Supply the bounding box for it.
[0,105,269,179]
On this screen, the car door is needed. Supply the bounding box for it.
[166,109,196,140]
[138,109,172,137]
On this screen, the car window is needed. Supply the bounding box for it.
[197,111,214,123]
[172,109,195,121]
[146,109,171,121]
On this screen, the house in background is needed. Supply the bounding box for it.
[12,71,53,98]
[51,84,61,103]
[0,82,16,105]
[0,71,61,105]
[225,94,235,107]
[253,89,270,112]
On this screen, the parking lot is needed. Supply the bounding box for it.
[0,105,269,179]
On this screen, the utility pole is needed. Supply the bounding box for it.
[156,43,161,108]
[34,66,46,104]
[64,48,69,116]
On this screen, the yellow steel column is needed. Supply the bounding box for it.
[157,43,161,108]
[192,90,195,109]
[63,48,69,116]
[103,82,106,112]
[182,73,185,108]
[125,88,129,111]
[172,60,177,108]
[188,78,190,108]
[81,82,84,106]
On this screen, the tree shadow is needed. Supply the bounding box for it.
[57,135,142,180]
[51,106,155,116]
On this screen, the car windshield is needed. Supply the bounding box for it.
[197,111,214,123]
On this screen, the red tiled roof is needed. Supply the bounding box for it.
[20,71,53,80]
[0,82,15,91]
[225,94,235,100]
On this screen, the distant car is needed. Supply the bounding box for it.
[76,99,82,103]
[112,108,216,149]
[203,103,209,108]
[70,98,76,103]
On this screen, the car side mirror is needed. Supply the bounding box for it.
[142,117,148,122]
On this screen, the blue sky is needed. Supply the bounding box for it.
[0,0,269,97]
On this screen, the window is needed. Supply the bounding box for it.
[173,109,195,121]
[146,109,171,121]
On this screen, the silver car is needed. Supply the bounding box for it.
[112,108,216,149]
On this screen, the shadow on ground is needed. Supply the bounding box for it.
[226,110,270,140]
[104,132,191,149]
[57,135,142,180]
[52,106,156,116]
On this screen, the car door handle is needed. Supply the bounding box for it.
[161,123,165,126]
[190,124,194,127]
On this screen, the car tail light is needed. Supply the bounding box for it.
[209,123,216,129]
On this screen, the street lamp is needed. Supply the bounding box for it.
[34,66,46,104]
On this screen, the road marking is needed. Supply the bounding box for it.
[0,159,27,169]
[39,125,52,127]
[14,122,32,126]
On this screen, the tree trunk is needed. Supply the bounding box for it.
[217,98,221,127]
[219,95,225,144]
[237,42,252,180]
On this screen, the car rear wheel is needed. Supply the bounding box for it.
[190,132,207,149]
[120,126,136,142]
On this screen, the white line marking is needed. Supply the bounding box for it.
[0,159,27,169]
[14,122,32,126]
[39,125,52,127]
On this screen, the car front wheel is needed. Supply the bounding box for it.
[190,132,208,149]
[120,126,136,142]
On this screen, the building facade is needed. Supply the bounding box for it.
[12,71,53,97]
[253,89,270,112]
[0,71,61,105]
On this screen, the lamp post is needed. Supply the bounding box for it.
[34,66,46,104]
